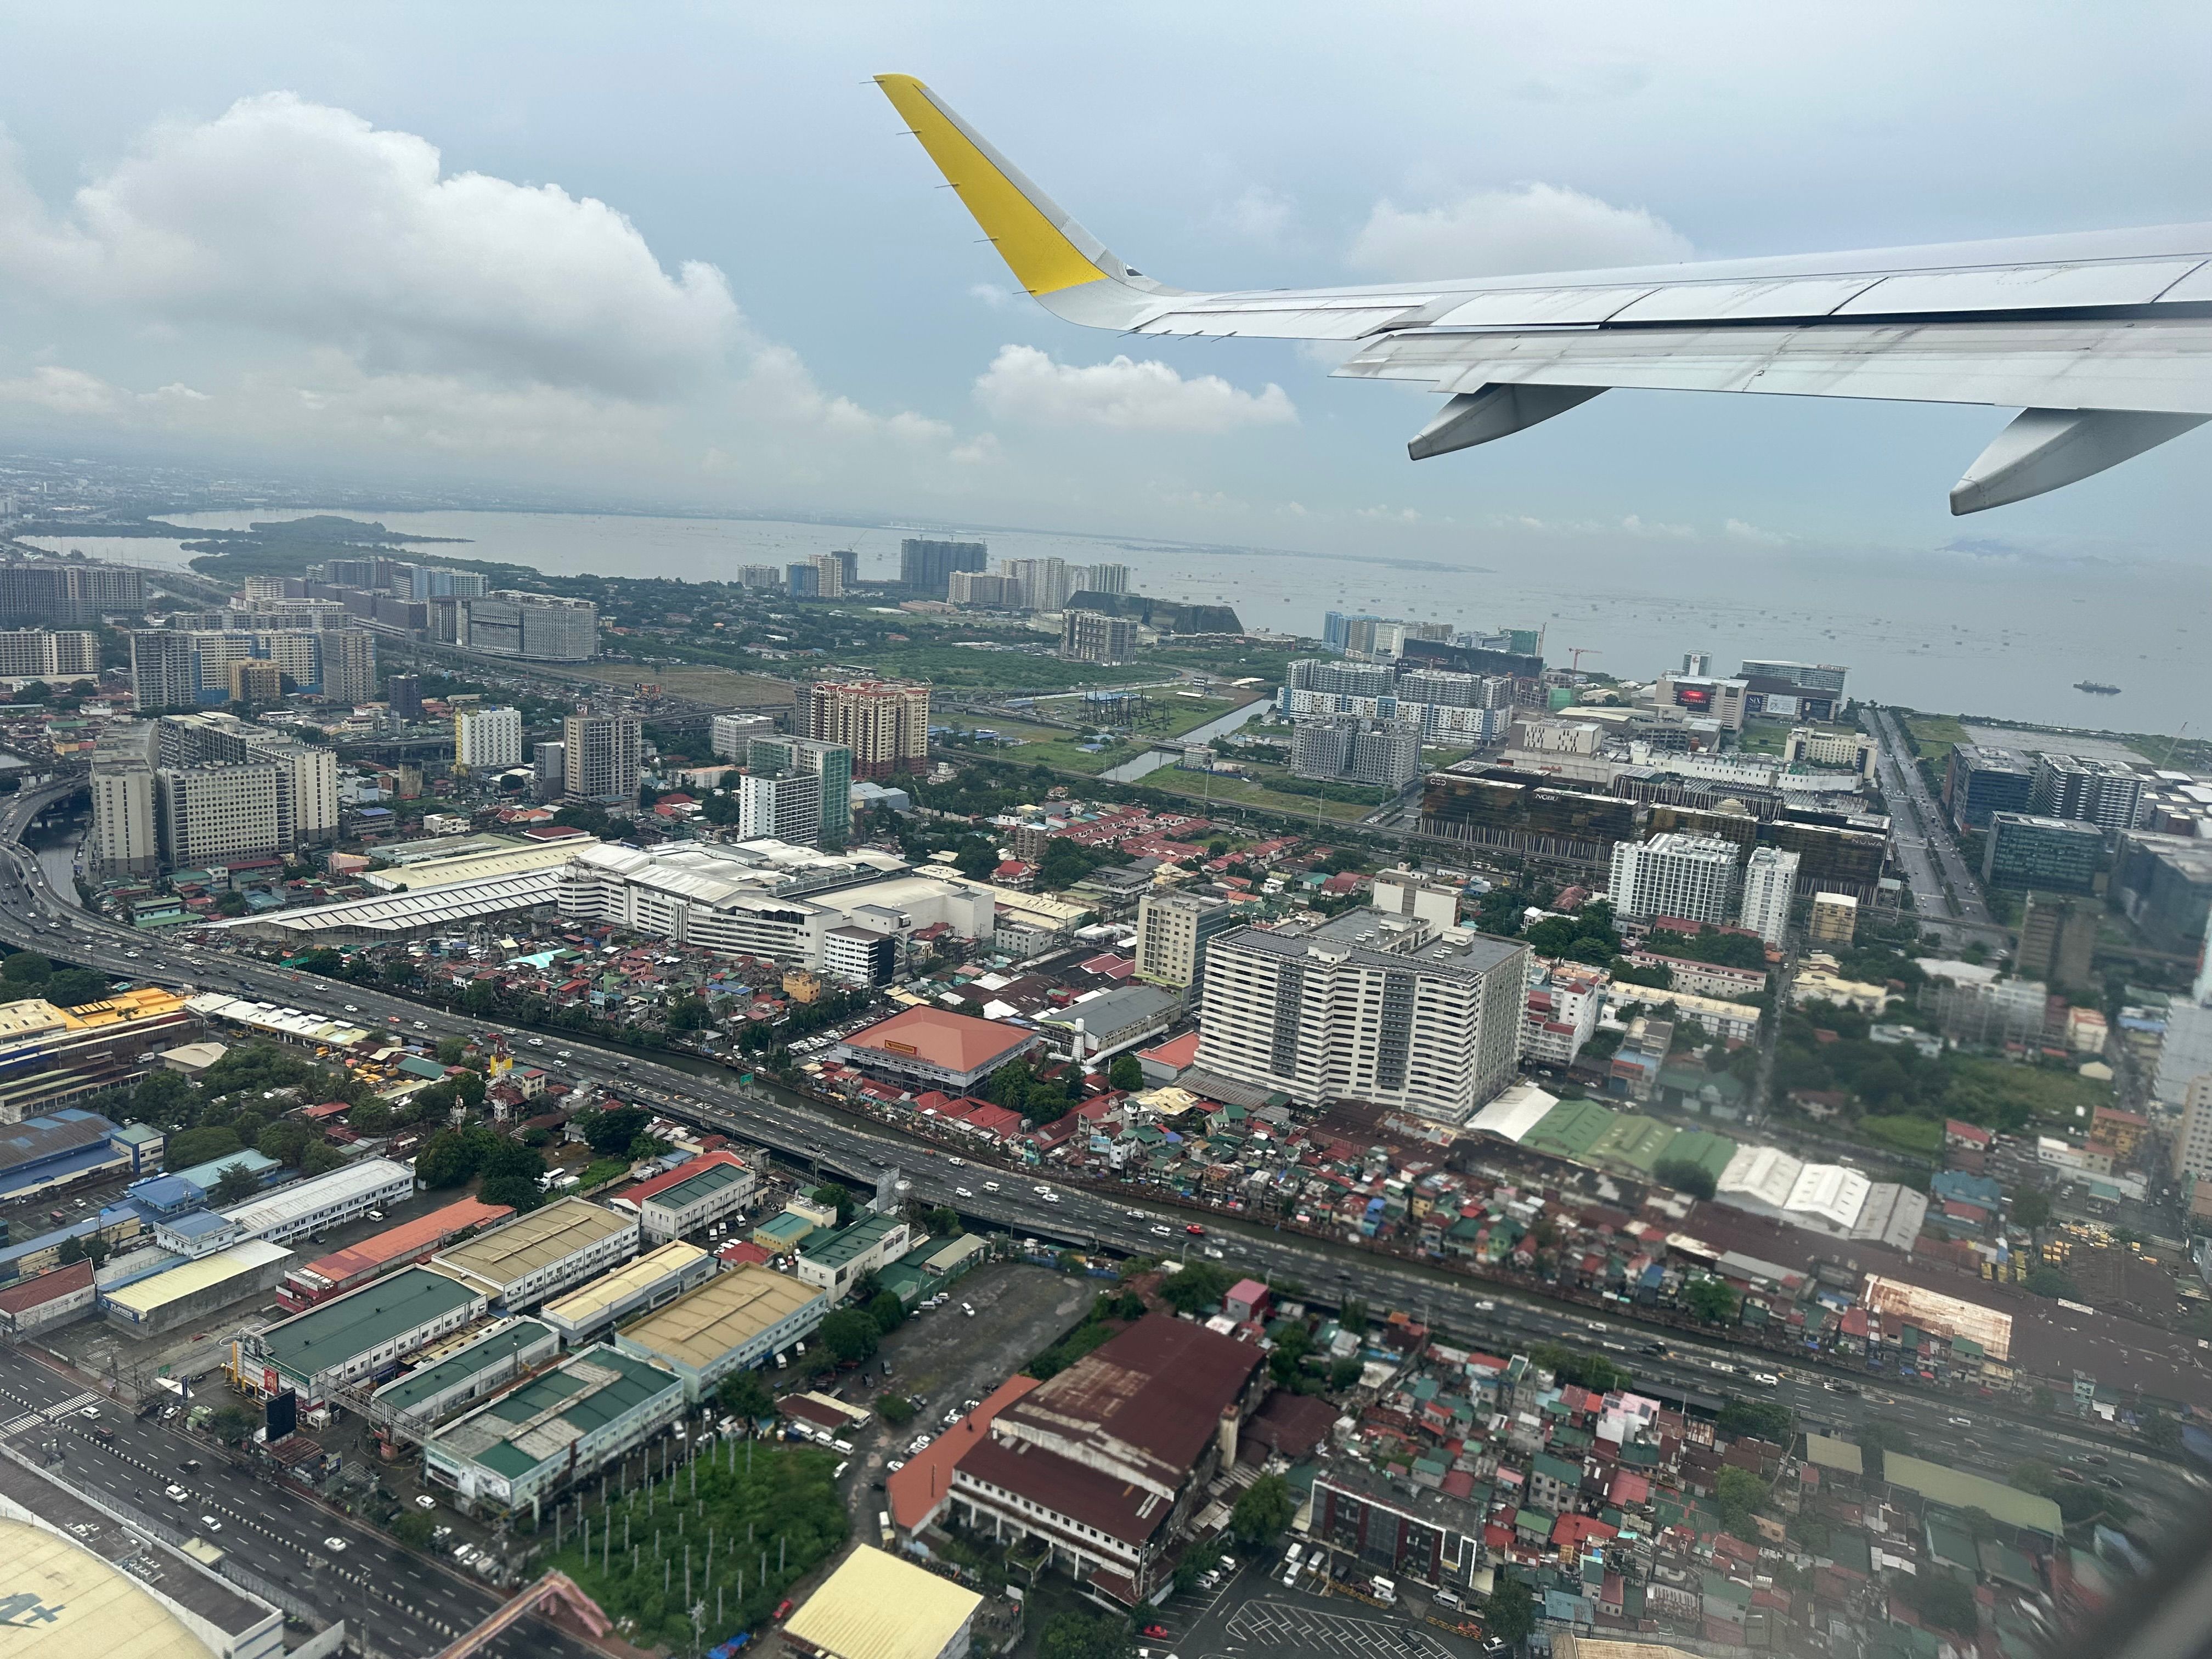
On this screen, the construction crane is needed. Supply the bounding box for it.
[1566,647,1601,672]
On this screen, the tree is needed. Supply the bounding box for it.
[985,1059,1034,1108]
[2024,1265,2078,1299]
[1903,1572,1978,1635]
[348,1099,394,1136]
[1486,1576,1537,1647]
[1329,1357,1364,1391]
[581,1105,648,1158]
[1713,1465,1768,1538]
[44,969,113,1007]
[129,1069,196,1128]
[1654,1156,1718,1200]
[715,1368,776,1423]
[812,1183,855,1224]
[1158,1261,1236,1316]
[1038,1611,1131,1659]
[926,1205,961,1238]
[256,1121,310,1167]
[2,950,52,985]
[415,1128,484,1188]
[434,1036,471,1066]
[210,1161,263,1205]
[877,1392,917,1427]
[819,1308,879,1365]
[1338,1295,1368,1335]
[394,1510,438,1549]
[1717,1398,1795,1446]
[867,1291,906,1334]
[2012,1187,2054,1228]
[207,1407,259,1446]
[166,1126,243,1169]
[1683,1276,1740,1324]
[665,995,710,1032]
[1856,1418,1916,1482]
[301,1140,345,1176]
[58,1233,110,1267]
[1107,1054,1144,1092]
[1231,1473,1294,1546]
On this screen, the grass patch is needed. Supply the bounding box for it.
[1858,1114,1944,1155]
[545,1440,845,1651]
[1142,768,1380,822]
[1945,1055,2110,1127]
[571,661,793,707]
[1903,714,1971,763]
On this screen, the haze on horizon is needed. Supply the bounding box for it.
[2,2,2209,575]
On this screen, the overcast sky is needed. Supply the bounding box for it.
[2,2,2209,568]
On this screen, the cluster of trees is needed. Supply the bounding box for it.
[1027,1287,1149,1380]
[983,1058,1078,1127]
[1654,1156,1720,1200]
[125,1042,388,1179]
[1712,1463,1769,1539]
[733,985,872,1054]
[1,951,112,1011]
[416,1126,548,1209]
[1529,1340,1632,1395]
[1680,1274,1741,1323]
[1517,903,1624,967]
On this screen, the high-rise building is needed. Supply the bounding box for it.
[2017,891,2099,988]
[1080,562,1130,596]
[797,679,929,780]
[899,538,987,596]
[2172,1071,2212,1188]
[455,706,524,772]
[1807,891,1859,946]
[1134,891,1239,990]
[89,725,158,877]
[786,561,821,599]
[0,630,97,680]
[463,592,599,661]
[1653,673,1750,730]
[0,562,145,624]
[709,713,776,761]
[946,570,1018,607]
[796,552,847,599]
[532,741,567,802]
[320,628,377,704]
[1737,845,1800,946]
[735,565,782,590]
[1289,715,1420,788]
[1739,658,1848,697]
[1981,812,2104,893]
[738,769,824,844]
[1609,833,1743,924]
[1195,917,1528,1125]
[1059,609,1137,665]
[128,630,199,713]
[155,763,284,868]
[1000,557,1075,612]
[224,659,285,706]
[386,673,424,720]
[2030,753,2145,832]
[1287,657,1398,698]
[1322,611,1381,652]
[408,567,489,600]
[153,712,339,851]
[827,549,859,591]
[1944,744,2036,831]
[562,713,642,804]
[747,737,852,844]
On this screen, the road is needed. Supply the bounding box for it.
[0,781,2192,1591]
[1867,707,2002,940]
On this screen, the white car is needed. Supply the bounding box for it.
[165,1485,188,1503]
[415,1494,437,1509]
[1150,1225,1173,1237]
[343,1004,359,1013]
[1032,1184,1051,1197]
[982,1181,1001,1193]
[78,1406,99,1419]
[200,1515,223,1533]
[955,1187,974,1199]
[324,1537,348,1553]
[885,1459,905,1472]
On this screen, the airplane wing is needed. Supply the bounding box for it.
[874,73,2212,512]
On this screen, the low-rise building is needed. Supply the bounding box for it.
[795,1215,913,1298]
[99,1240,293,1335]
[235,1264,489,1406]
[275,1197,515,1311]
[428,1197,639,1311]
[612,1150,757,1245]
[209,1157,415,1251]
[782,1544,983,1659]
[368,1318,560,1432]
[538,1240,716,1347]
[835,1006,1041,1095]
[610,1262,828,1400]
[424,1344,685,1515]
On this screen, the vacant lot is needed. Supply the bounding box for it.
[573,660,793,707]
[1903,713,1971,762]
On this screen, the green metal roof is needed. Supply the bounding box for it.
[261,1267,481,1380]
[374,1319,552,1413]
[799,1212,902,1268]
[441,1345,681,1481]
[1884,1453,2062,1536]
[643,1159,751,1213]
[1520,1097,1616,1160]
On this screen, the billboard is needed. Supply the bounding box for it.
[266,1388,298,1442]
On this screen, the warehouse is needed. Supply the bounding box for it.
[0,989,198,1125]
[782,1544,983,1659]
[235,1265,488,1406]
[428,1197,638,1311]
[276,1197,515,1311]
[370,1318,560,1431]
[101,1240,292,1334]
[613,1150,758,1244]
[423,1345,684,1515]
[538,1240,716,1347]
[0,1259,97,1335]
[0,1110,155,1203]
[795,1215,912,1297]
[611,1263,827,1401]
[215,1157,414,1248]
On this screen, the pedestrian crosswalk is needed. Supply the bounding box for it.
[0,1412,44,1437]
[42,1391,99,1421]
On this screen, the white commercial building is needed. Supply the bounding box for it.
[429,1197,640,1312]
[1609,833,1742,924]
[1737,845,1800,947]
[709,712,776,761]
[454,705,523,771]
[465,591,599,661]
[1195,913,1527,1125]
[1370,868,1464,933]
[1712,1144,1927,1248]
[220,1158,415,1247]
[739,769,823,844]
[0,629,98,679]
[89,756,157,876]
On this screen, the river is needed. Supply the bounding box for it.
[1100,698,1274,783]
[25,506,2211,735]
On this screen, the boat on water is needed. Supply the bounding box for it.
[2074,680,2122,695]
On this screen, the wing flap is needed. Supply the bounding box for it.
[1834,258,2207,315]
[1335,318,2212,415]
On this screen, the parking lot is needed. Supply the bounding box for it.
[1144,1555,1477,1659]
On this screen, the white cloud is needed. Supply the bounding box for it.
[0,366,207,420]
[0,95,737,399]
[1620,512,1698,539]
[1348,182,1692,278]
[1213,184,1296,244]
[1723,517,1793,545]
[968,282,1012,308]
[973,344,1296,433]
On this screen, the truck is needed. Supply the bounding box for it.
[879,1510,894,1547]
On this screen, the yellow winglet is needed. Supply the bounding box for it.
[875,74,1109,297]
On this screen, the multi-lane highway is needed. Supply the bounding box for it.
[0,782,2190,1580]
[1867,707,2001,939]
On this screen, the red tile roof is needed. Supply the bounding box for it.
[890,1374,1040,1531]
[620,1149,749,1205]
[1137,1031,1201,1069]
[843,1006,1037,1075]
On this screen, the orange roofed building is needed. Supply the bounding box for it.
[834,1006,1041,1094]
[275,1197,513,1311]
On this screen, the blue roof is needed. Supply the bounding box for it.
[0,1110,120,1176]
[163,1210,236,1240]
[0,1206,136,1277]
[0,1142,129,1201]
[129,1173,202,1214]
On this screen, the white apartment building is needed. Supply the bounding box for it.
[90,758,157,875]
[466,592,599,661]
[709,712,776,761]
[1785,726,1877,778]
[156,764,286,867]
[1523,970,1604,1068]
[1737,845,1801,946]
[1370,868,1463,933]
[0,629,97,680]
[2175,1072,2212,1188]
[454,705,524,771]
[562,713,642,803]
[1195,915,1528,1125]
[738,769,823,844]
[1609,833,1743,924]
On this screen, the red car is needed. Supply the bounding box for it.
[774,1600,794,1622]
[1142,1626,1170,1640]
[1184,1224,1206,1237]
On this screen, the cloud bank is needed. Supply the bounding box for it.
[1349,182,1692,278]
[974,345,1297,433]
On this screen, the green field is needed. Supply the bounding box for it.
[1903,714,1971,762]
[1141,765,1382,823]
